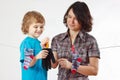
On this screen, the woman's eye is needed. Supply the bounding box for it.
[67,15,71,18]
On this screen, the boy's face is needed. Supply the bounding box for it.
[28,22,44,38]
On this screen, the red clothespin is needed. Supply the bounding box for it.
[71,45,75,53]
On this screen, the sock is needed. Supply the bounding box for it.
[71,58,82,74]
[23,48,34,70]
[23,55,34,70]
[76,57,82,67]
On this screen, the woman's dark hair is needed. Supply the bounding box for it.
[63,1,93,32]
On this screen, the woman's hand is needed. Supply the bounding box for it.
[58,58,72,69]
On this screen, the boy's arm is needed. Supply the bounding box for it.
[23,48,34,70]
[30,50,48,67]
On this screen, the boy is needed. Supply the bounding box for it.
[20,11,48,80]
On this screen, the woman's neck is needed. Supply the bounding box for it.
[69,30,80,45]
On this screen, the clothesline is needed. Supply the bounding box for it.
[0,43,120,50]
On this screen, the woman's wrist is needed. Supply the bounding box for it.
[71,57,82,74]
[69,63,72,69]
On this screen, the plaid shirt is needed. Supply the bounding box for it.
[51,30,100,80]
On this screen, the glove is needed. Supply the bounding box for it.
[42,48,55,71]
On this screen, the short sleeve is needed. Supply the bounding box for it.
[88,38,100,58]
[20,41,33,63]
[51,37,58,52]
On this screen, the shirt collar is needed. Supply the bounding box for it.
[78,30,86,42]
[60,29,86,42]
[59,30,69,41]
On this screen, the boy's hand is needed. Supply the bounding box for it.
[35,50,48,59]
[41,37,49,48]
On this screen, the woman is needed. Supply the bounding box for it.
[51,1,100,80]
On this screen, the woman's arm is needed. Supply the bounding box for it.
[51,51,59,68]
[58,57,99,76]
[77,57,99,76]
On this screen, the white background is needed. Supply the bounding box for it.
[0,0,120,80]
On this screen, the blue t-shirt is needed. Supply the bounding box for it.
[20,36,47,80]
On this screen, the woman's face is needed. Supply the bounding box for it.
[66,9,81,31]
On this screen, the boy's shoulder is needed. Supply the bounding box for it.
[20,37,38,45]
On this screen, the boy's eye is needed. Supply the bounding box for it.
[34,25,38,28]
[33,26,44,29]
[40,26,43,28]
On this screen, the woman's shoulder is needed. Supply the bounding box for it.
[51,32,67,43]
[85,32,97,42]
[86,33,95,38]
[53,32,66,39]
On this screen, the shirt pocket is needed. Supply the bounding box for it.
[57,47,72,60]
[77,47,89,64]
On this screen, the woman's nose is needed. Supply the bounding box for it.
[70,18,74,24]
